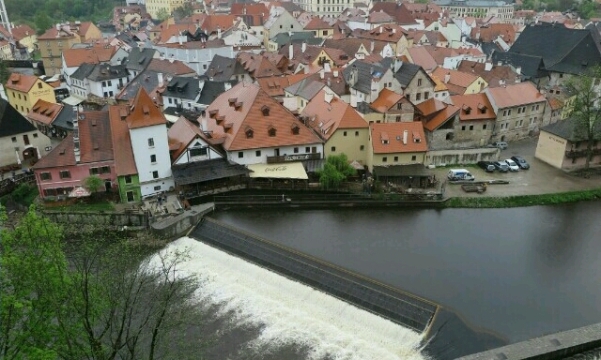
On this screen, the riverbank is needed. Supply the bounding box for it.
[444,187,601,208]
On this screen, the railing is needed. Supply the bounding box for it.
[213,192,443,204]
[565,148,601,159]
[266,152,322,164]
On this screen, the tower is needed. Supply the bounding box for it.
[0,0,11,37]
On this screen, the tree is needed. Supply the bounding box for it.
[0,208,207,359]
[0,60,10,84]
[173,2,194,20]
[317,154,356,189]
[155,8,171,21]
[83,175,103,194]
[33,11,52,35]
[564,66,601,169]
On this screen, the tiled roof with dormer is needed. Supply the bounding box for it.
[62,46,117,68]
[204,82,322,151]
[486,82,546,108]
[126,88,167,129]
[5,73,39,93]
[370,122,428,154]
[449,93,497,122]
[27,100,63,126]
[109,105,137,176]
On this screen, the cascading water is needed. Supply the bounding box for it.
[151,237,427,360]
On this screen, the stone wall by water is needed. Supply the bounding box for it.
[42,211,149,228]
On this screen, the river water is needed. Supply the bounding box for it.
[207,201,601,357]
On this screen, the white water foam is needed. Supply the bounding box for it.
[150,237,427,360]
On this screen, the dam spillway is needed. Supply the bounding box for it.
[189,217,438,333]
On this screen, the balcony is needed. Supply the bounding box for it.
[266,152,321,164]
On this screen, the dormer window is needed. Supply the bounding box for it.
[209,109,218,118]
[228,97,237,106]
[291,124,300,135]
[477,103,487,114]
[462,105,471,115]
[246,128,254,138]
[382,140,389,145]
[268,127,276,137]
[261,105,270,116]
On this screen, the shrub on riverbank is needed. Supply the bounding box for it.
[445,188,601,208]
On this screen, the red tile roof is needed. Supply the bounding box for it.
[126,88,168,129]
[0,24,35,41]
[167,117,209,162]
[109,105,137,176]
[27,100,63,126]
[62,46,116,67]
[5,73,38,93]
[256,73,312,97]
[450,93,496,122]
[487,82,545,108]
[370,88,403,113]
[147,58,196,76]
[304,17,333,30]
[204,82,322,151]
[78,111,114,164]
[370,122,428,154]
[356,24,408,43]
[237,52,283,78]
[32,134,76,169]
[301,90,367,140]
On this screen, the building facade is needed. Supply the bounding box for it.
[5,73,57,115]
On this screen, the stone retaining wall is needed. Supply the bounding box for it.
[43,211,149,228]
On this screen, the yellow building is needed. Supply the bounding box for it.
[367,121,428,171]
[37,22,102,76]
[146,0,186,19]
[301,89,370,165]
[0,25,38,60]
[5,73,57,115]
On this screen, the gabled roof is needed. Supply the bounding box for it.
[109,105,137,176]
[172,158,250,186]
[370,122,428,154]
[197,81,238,106]
[32,135,76,169]
[162,77,200,101]
[370,88,403,113]
[272,31,323,47]
[0,98,36,138]
[304,17,333,30]
[370,2,418,25]
[126,48,157,72]
[27,100,63,126]
[284,78,325,100]
[457,60,520,88]
[431,67,482,95]
[204,82,322,151]
[167,117,212,162]
[205,55,246,81]
[502,23,601,76]
[117,69,161,102]
[406,47,438,72]
[0,24,35,41]
[342,60,390,94]
[416,99,460,132]
[541,117,601,141]
[237,52,283,78]
[126,88,167,129]
[87,64,129,82]
[147,58,196,76]
[78,111,113,164]
[301,90,367,140]
[486,82,546,108]
[355,24,408,43]
[323,38,385,57]
[5,73,39,93]
[71,63,97,81]
[449,93,497,121]
[256,73,312,97]
[62,46,117,68]
[392,61,425,88]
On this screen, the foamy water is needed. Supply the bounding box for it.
[149,237,427,360]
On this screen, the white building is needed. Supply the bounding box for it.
[153,42,235,76]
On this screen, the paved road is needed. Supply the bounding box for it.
[435,137,601,198]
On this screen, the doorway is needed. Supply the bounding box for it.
[105,181,112,192]
[126,191,134,202]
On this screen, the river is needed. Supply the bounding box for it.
[205,201,601,358]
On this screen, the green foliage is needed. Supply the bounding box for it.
[5,0,114,30]
[444,188,601,208]
[33,12,52,35]
[156,8,171,21]
[0,183,39,207]
[83,175,103,194]
[317,154,356,189]
[173,3,194,20]
[519,0,599,17]
[0,59,10,84]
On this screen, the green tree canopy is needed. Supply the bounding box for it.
[155,8,171,21]
[83,175,103,194]
[317,154,356,189]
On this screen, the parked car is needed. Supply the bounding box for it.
[505,159,520,172]
[447,169,475,181]
[492,141,508,150]
[511,156,530,169]
[493,161,509,172]
[477,161,496,172]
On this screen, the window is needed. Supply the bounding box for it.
[355,131,359,136]
[148,138,154,147]
[18,94,21,99]
[382,156,387,162]
[59,170,71,179]
[394,156,398,162]
[469,125,473,130]
[418,79,422,86]
[294,147,299,153]
[424,92,430,100]
[503,110,507,116]
[483,124,487,130]
[190,147,208,157]
[536,104,540,111]
[37,82,43,89]
[360,145,364,151]
[100,166,111,174]
[89,168,99,175]
[343,131,347,136]
[406,94,410,100]
[102,81,107,87]
[305,147,310,153]
[154,185,161,191]
[152,171,159,179]
[238,152,243,158]
[125,175,132,184]
[255,150,261,157]
[323,30,327,36]
[416,93,421,101]
[461,125,466,131]
[411,155,417,161]
[108,81,112,86]
[331,146,336,152]
[126,191,135,202]
[150,154,157,163]
[40,172,52,181]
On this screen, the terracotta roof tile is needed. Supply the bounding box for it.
[406,47,438,72]
[62,46,117,68]
[256,73,312,97]
[301,90,367,140]
[147,58,196,76]
[126,88,168,129]
[237,52,283,78]
[457,60,519,88]
[0,24,35,41]
[449,93,497,122]
[429,75,448,92]
[548,97,564,110]
[431,67,480,91]
[78,111,114,164]
[486,82,546,108]
[32,135,76,169]
[370,122,428,154]
[356,24,408,43]
[370,88,403,113]
[27,100,63,126]
[5,73,38,93]
[304,17,333,30]
[204,82,322,151]
[167,117,211,162]
[109,105,138,176]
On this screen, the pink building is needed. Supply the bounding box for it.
[33,110,117,199]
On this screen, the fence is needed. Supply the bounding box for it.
[0,174,36,197]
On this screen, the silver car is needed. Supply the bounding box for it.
[505,159,520,172]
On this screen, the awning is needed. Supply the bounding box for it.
[248,162,308,180]
[61,96,84,106]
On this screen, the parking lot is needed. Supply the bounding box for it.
[433,137,601,198]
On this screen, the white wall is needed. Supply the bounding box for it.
[130,124,174,196]
[226,143,324,165]
[88,77,129,98]
[70,78,90,99]
[153,45,235,76]
[174,138,222,165]
[0,130,52,168]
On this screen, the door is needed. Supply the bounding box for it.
[275,148,280,156]
[23,134,30,146]
[126,191,134,202]
[105,181,112,192]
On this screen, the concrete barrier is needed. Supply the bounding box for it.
[150,203,215,239]
[43,210,149,228]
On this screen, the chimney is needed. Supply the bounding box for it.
[379,26,383,33]
[301,42,307,53]
[444,72,451,84]
[327,78,331,87]
[158,72,164,87]
[403,130,408,145]
[394,59,402,72]
[484,62,493,71]
[289,43,294,60]
[333,70,339,77]
[393,28,396,34]
[201,110,208,132]
[370,40,374,53]
[72,106,81,163]
[324,90,334,103]
[515,66,522,75]
[217,26,222,39]
[320,71,325,79]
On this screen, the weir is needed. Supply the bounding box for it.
[190,217,438,333]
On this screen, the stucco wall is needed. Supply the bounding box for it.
[1,130,52,168]
[425,147,499,166]
[325,128,369,164]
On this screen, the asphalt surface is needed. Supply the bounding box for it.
[436,138,601,198]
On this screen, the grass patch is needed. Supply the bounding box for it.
[445,188,601,208]
[45,199,115,212]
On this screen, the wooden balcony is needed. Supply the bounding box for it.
[266,152,322,164]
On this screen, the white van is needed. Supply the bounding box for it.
[447,169,475,181]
